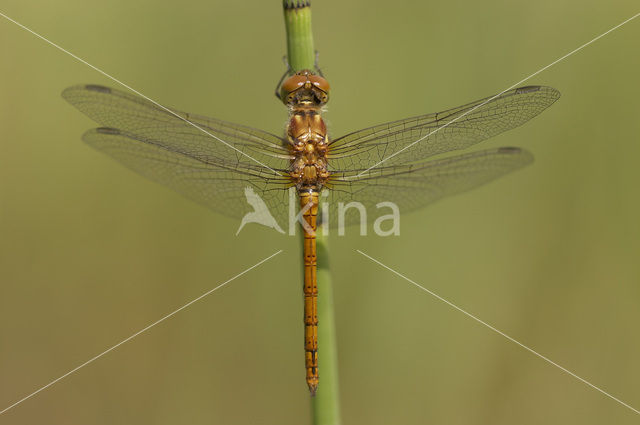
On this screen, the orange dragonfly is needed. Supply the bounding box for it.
[62,71,559,395]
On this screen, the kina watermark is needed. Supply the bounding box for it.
[236,187,401,237]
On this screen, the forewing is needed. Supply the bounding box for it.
[329,86,559,170]
[62,84,291,171]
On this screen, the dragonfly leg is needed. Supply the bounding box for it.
[314,50,325,77]
[274,56,293,100]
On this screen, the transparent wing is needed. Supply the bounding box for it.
[63,84,556,229]
[329,86,559,170]
[321,147,533,227]
[62,84,291,172]
[82,127,294,221]
[63,84,295,221]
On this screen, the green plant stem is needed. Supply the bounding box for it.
[313,226,341,425]
[283,2,341,424]
[283,0,316,71]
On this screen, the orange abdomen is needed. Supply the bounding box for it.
[299,190,319,395]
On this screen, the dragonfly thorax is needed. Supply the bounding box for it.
[287,107,330,188]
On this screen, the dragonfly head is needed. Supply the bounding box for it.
[280,70,330,106]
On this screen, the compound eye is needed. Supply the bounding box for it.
[309,75,330,94]
[280,74,307,100]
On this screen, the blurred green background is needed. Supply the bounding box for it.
[1,1,639,424]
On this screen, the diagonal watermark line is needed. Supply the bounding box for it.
[357,249,640,415]
[0,11,282,177]
[0,250,283,416]
[355,11,640,178]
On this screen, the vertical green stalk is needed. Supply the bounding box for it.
[283,0,316,71]
[283,2,341,424]
[313,225,341,425]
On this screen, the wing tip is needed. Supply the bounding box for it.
[83,84,112,94]
[497,146,522,153]
[81,127,123,145]
[496,146,534,166]
[61,84,112,100]
[515,85,561,101]
[94,127,121,135]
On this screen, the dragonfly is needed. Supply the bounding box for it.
[62,71,559,395]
